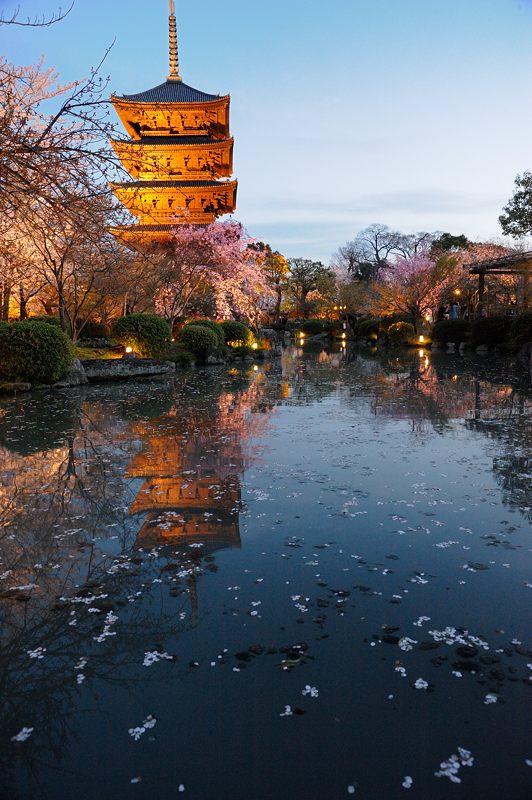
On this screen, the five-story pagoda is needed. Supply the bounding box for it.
[110,0,237,244]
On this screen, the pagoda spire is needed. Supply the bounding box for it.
[167,0,182,82]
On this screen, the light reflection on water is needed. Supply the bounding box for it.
[0,348,530,800]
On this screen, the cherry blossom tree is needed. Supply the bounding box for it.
[154,221,271,328]
[377,253,459,331]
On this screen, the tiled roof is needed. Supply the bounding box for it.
[115,80,224,104]
[113,180,233,189]
[139,136,215,145]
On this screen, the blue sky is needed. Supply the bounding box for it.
[2,0,532,260]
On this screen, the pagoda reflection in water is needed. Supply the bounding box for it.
[125,377,273,618]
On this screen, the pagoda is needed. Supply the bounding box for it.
[110,0,237,244]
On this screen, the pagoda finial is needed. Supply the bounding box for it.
[167,0,182,82]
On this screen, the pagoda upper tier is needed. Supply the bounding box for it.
[110,3,237,243]
[110,80,231,140]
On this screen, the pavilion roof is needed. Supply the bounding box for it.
[466,250,532,273]
[113,80,225,105]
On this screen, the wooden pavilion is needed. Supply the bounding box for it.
[466,251,531,316]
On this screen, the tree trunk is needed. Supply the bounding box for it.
[273,286,282,323]
[19,285,28,319]
[1,283,11,320]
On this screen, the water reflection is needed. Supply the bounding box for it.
[0,352,530,800]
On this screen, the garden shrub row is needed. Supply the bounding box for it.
[432,311,532,349]
[0,320,74,384]
[110,314,171,358]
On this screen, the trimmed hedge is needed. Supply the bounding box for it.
[357,317,380,340]
[179,324,218,357]
[432,319,470,345]
[182,319,225,347]
[220,320,253,346]
[78,321,110,339]
[0,320,74,384]
[387,321,415,345]
[30,315,62,328]
[510,311,532,347]
[110,314,171,358]
[470,315,512,348]
[297,319,325,335]
[380,312,412,331]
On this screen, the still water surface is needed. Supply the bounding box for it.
[0,347,531,800]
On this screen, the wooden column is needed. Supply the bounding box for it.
[477,271,485,316]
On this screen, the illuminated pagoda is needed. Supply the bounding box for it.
[110,0,237,243]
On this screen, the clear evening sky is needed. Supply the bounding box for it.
[2,0,532,260]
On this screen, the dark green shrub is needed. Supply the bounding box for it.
[110,314,171,358]
[179,324,218,357]
[357,317,381,340]
[387,321,416,345]
[163,342,195,367]
[297,319,325,335]
[30,315,62,328]
[470,315,512,348]
[230,344,254,358]
[0,320,74,384]
[182,319,225,346]
[220,320,253,346]
[432,319,470,345]
[380,312,412,331]
[78,321,110,339]
[510,310,532,347]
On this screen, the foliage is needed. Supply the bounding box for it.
[470,315,512,348]
[179,324,219,357]
[163,342,195,367]
[377,253,460,331]
[332,225,437,282]
[249,242,289,323]
[499,171,532,238]
[77,320,110,339]
[430,233,471,254]
[0,319,73,383]
[387,321,416,345]
[154,221,271,327]
[182,319,225,346]
[220,320,253,346]
[432,319,470,345]
[30,314,62,327]
[510,310,532,346]
[357,317,381,340]
[297,319,325,335]
[110,314,171,358]
[229,344,254,358]
[285,258,336,318]
[380,311,412,331]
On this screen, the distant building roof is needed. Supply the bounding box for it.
[115,80,224,104]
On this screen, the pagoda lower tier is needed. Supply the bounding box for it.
[111,179,238,234]
[110,136,234,181]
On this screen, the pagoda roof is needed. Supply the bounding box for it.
[112,179,233,189]
[113,80,227,105]
[111,136,232,147]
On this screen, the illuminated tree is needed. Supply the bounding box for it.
[285,259,336,318]
[154,221,271,327]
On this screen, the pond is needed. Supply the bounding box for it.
[0,346,531,800]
